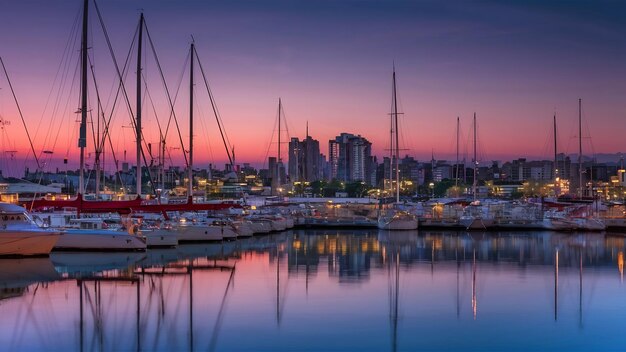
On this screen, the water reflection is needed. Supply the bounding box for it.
[1,230,626,351]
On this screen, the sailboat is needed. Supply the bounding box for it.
[542,113,578,231]
[25,5,240,221]
[377,67,418,230]
[570,99,605,231]
[459,113,495,230]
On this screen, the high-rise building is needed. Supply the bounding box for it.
[328,133,375,185]
[288,135,322,182]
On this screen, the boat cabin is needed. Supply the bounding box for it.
[0,203,36,226]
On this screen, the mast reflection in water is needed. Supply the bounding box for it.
[1,230,626,351]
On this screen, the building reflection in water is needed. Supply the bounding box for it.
[1,230,626,351]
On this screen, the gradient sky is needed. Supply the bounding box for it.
[0,0,625,176]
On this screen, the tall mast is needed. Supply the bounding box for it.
[473,112,477,201]
[188,42,194,199]
[278,98,282,163]
[160,138,165,190]
[95,100,101,198]
[276,98,282,189]
[78,0,88,195]
[388,84,393,193]
[455,117,459,188]
[553,113,558,188]
[578,98,582,198]
[135,13,144,196]
[392,67,400,203]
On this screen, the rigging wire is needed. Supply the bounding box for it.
[194,47,234,167]
[33,5,81,170]
[0,57,41,171]
[143,18,189,168]
[193,88,216,167]
[96,17,137,161]
[260,108,279,170]
[94,2,157,195]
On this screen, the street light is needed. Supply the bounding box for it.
[429,182,435,198]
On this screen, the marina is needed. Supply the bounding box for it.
[1,0,626,350]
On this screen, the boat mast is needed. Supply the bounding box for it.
[188,42,194,199]
[472,112,477,201]
[455,117,459,188]
[392,67,400,203]
[388,85,393,194]
[578,98,582,198]
[135,13,144,197]
[277,98,282,188]
[160,137,165,191]
[553,113,558,193]
[278,98,281,162]
[78,0,88,195]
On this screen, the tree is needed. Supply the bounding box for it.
[433,179,456,197]
[323,179,344,197]
[309,180,327,197]
[345,181,371,197]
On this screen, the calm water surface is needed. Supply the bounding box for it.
[1,229,626,351]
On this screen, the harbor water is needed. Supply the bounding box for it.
[1,229,626,351]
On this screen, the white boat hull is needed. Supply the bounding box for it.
[176,225,237,242]
[263,219,286,232]
[460,217,495,230]
[573,218,606,231]
[542,218,577,231]
[0,231,61,256]
[55,230,146,251]
[248,220,271,234]
[377,217,418,230]
[142,229,179,247]
[233,222,254,237]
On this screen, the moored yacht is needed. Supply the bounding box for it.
[572,217,606,231]
[0,203,62,257]
[55,218,147,251]
[174,217,237,242]
[376,67,418,231]
[231,219,255,237]
[459,202,495,230]
[247,217,273,234]
[377,208,418,230]
[123,215,179,247]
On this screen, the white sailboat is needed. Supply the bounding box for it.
[459,113,494,230]
[572,99,605,231]
[377,66,418,230]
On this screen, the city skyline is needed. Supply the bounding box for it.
[0,0,625,177]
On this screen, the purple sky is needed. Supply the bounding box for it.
[0,0,625,176]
